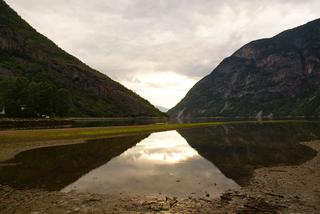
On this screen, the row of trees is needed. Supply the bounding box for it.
[0,77,72,117]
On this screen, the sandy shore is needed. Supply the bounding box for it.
[0,141,319,213]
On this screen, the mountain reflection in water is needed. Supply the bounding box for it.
[178,122,320,185]
[0,122,319,198]
[0,135,149,190]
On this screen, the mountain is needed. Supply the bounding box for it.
[155,105,169,113]
[0,0,164,117]
[169,19,320,119]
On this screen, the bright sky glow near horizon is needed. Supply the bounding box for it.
[5,0,320,109]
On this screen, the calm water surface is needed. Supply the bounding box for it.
[0,122,319,198]
[62,131,239,198]
[0,117,167,130]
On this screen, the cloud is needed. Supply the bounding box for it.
[5,0,320,108]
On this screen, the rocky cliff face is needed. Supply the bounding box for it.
[169,19,320,119]
[0,1,164,117]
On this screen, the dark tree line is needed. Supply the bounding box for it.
[0,77,71,117]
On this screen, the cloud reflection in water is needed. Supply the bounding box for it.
[63,131,239,198]
[125,131,199,164]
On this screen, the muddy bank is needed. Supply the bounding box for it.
[0,139,84,163]
[0,141,319,213]
[218,141,320,213]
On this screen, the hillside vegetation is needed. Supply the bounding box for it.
[0,0,164,117]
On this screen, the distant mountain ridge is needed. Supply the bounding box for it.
[0,0,164,117]
[155,105,169,113]
[169,19,320,119]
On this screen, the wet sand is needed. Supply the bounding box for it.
[0,141,319,213]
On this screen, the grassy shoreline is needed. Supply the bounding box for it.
[0,120,313,143]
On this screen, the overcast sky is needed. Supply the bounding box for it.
[5,0,320,109]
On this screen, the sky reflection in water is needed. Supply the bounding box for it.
[63,131,239,198]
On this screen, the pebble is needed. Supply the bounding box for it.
[73,207,80,212]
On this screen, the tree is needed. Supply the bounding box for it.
[55,88,71,116]
[0,77,72,117]
[36,82,57,116]
[1,78,22,117]
[25,81,41,117]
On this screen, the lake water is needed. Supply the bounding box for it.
[62,131,239,198]
[0,122,319,198]
[0,117,168,130]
